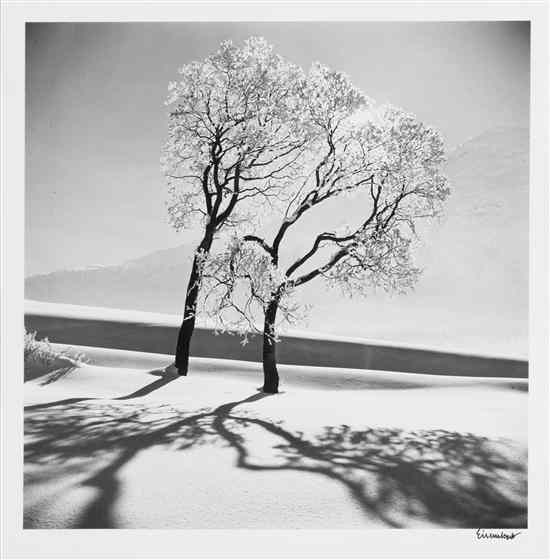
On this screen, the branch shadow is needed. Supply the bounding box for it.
[24,392,527,529]
[24,355,78,383]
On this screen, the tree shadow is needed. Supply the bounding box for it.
[25,368,179,411]
[115,369,179,400]
[24,392,527,529]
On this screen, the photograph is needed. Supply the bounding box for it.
[1,2,549,559]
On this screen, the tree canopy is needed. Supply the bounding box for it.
[198,63,449,343]
[162,37,312,236]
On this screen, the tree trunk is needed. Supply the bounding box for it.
[174,231,213,375]
[262,298,280,393]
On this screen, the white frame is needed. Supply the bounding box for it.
[1,2,548,558]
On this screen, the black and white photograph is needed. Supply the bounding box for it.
[1,1,549,559]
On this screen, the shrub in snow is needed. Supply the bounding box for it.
[24,329,85,380]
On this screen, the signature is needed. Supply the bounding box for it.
[476,528,522,541]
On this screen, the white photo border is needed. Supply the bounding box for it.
[1,2,548,558]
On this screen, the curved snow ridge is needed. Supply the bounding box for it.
[26,299,526,362]
[276,327,526,361]
[50,344,527,393]
[25,299,182,325]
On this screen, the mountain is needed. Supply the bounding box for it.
[25,243,196,315]
[25,125,529,356]
[417,125,528,303]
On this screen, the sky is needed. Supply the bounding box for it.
[25,21,530,275]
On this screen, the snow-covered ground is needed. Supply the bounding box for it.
[24,346,527,530]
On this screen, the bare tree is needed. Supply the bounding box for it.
[162,38,311,375]
[200,63,449,392]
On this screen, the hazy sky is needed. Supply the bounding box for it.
[26,21,529,275]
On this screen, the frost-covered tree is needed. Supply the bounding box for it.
[201,64,449,393]
[162,38,311,375]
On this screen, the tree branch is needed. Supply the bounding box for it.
[215,164,241,227]
[292,247,349,287]
[201,165,213,214]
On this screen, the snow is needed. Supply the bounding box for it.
[25,299,181,327]
[25,345,527,529]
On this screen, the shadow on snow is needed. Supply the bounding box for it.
[24,375,527,529]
